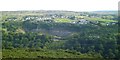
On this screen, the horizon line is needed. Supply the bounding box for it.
[0,9,118,12]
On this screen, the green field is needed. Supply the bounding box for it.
[2,49,102,58]
[0,52,1,59]
[54,18,75,23]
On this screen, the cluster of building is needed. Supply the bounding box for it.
[5,14,117,26]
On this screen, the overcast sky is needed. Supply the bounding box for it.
[0,0,119,11]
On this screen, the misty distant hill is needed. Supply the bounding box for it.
[91,10,117,14]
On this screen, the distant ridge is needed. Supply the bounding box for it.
[91,10,118,14]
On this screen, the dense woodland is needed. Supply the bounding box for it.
[1,11,120,59]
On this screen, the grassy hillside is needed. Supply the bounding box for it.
[84,17,117,23]
[2,49,102,58]
[1,11,119,59]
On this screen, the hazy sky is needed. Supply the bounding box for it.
[0,0,119,11]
